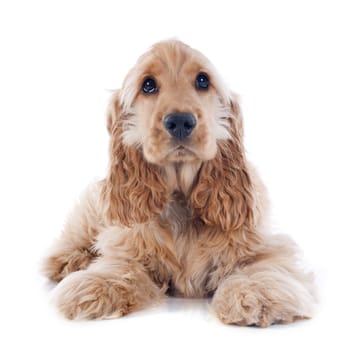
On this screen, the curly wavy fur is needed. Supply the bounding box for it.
[43,40,315,326]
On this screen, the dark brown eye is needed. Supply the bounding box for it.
[142,77,158,94]
[195,73,210,90]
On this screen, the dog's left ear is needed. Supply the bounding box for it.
[190,95,255,232]
[101,91,169,227]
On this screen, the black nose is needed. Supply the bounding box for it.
[163,113,197,139]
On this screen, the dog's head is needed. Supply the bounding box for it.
[116,40,235,164]
[102,40,254,231]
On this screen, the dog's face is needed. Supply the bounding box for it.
[117,41,233,165]
[104,40,253,231]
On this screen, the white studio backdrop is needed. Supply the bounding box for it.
[0,1,349,349]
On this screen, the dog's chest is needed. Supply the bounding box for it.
[160,191,192,236]
[158,193,222,297]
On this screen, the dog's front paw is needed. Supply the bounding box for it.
[212,273,314,327]
[52,271,138,320]
[43,248,95,283]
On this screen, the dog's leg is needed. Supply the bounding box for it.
[52,257,165,320]
[212,235,316,327]
[42,184,102,282]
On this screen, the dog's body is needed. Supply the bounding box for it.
[43,40,315,326]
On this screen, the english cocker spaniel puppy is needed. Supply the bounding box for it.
[43,40,315,326]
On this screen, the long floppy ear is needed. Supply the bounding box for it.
[190,96,255,232]
[101,91,169,226]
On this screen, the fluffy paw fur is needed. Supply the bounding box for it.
[212,271,314,327]
[43,247,96,283]
[52,269,165,320]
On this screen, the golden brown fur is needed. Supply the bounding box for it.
[43,40,315,326]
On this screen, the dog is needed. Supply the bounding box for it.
[43,40,315,326]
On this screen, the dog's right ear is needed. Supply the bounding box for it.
[106,90,121,134]
[101,89,169,227]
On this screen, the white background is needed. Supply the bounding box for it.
[1,0,349,349]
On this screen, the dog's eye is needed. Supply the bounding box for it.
[195,73,210,90]
[142,77,158,94]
